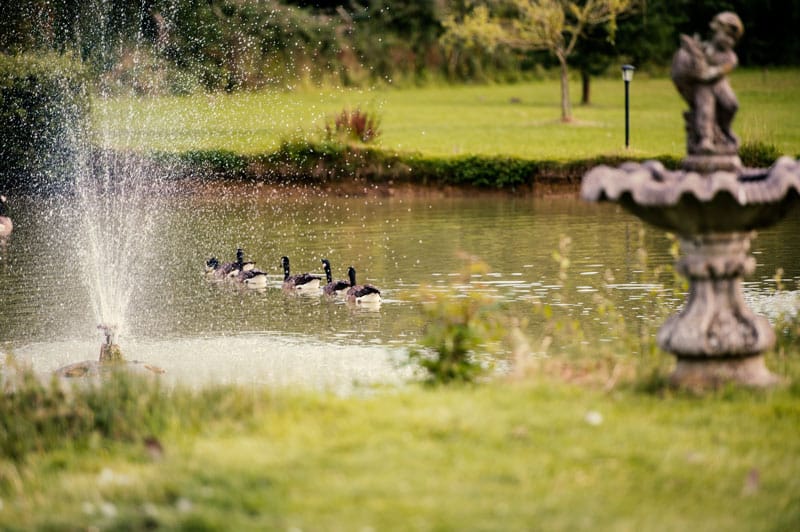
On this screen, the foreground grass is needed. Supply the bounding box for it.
[97,69,800,161]
[1,369,800,530]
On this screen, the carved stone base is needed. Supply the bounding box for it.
[670,355,781,391]
[657,232,780,390]
[682,154,742,173]
[657,232,775,357]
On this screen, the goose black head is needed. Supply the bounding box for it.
[348,266,357,286]
[206,257,220,270]
[321,258,333,283]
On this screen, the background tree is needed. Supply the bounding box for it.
[572,22,614,105]
[441,0,637,122]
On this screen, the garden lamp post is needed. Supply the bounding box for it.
[622,64,635,148]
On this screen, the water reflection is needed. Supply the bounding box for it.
[1,182,798,387]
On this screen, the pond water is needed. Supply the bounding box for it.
[1,182,798,391]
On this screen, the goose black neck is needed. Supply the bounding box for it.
[281,256,290,281]
[322,259,332,283]
[348,267,356,286]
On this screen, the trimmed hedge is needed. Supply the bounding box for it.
[0,52,91,191]
[160,141,685,191]
[161,140,785,191]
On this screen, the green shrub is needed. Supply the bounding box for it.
[178,149,250,178]
[409,259,507,384]
[0,52,91,191]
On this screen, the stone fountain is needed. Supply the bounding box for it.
[581,12,800,389]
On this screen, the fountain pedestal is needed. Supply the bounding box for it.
[657,232,778,388]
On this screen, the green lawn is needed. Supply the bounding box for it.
[2,374,800,530]
[96,69,800,160]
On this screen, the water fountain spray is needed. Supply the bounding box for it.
[49,2,175,376]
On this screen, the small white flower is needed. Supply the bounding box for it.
[99,501,117,518]
[97,467,132,486]
[176,497,193,513]
[97,468,115,486]
[143,502,159,517]
[584,410,603,426]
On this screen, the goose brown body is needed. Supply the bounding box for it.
[281,256,321,292]
[321,258,351,296]
[345,266,381,304]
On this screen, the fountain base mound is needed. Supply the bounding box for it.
[671,355,782,391]
[55,357,165,379]
[681,154,742,173]
[54,327,165,379]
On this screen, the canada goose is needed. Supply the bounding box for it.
[346,266,381,304]
[236,267,268,288]
[321,258,351,296]
[205,249,255,280]
[0,195,13,237]
[235,248,256,272]
[205,257,239,279]
[281,256,321,292]
[233,248,265,287]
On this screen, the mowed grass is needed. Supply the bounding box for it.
[96,69,800,160]
[2,378,800,530]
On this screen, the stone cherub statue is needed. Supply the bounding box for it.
[671,12,744,168]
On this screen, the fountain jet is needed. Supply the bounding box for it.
[97,324,124,363]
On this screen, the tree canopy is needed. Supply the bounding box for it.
[1,0,798,96]
[441,1,638,121]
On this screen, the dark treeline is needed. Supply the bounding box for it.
[1,0,798,94]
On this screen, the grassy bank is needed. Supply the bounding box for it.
[96,70,800,159]
[1,365,800,530]
[92,69,800,188]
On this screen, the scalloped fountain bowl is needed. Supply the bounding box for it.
[581,156,800,390]
[582,157,800,235]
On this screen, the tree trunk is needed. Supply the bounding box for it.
[581,70,590,105]
[558,53,572,122]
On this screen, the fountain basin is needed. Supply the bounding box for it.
[581,157,800,235]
